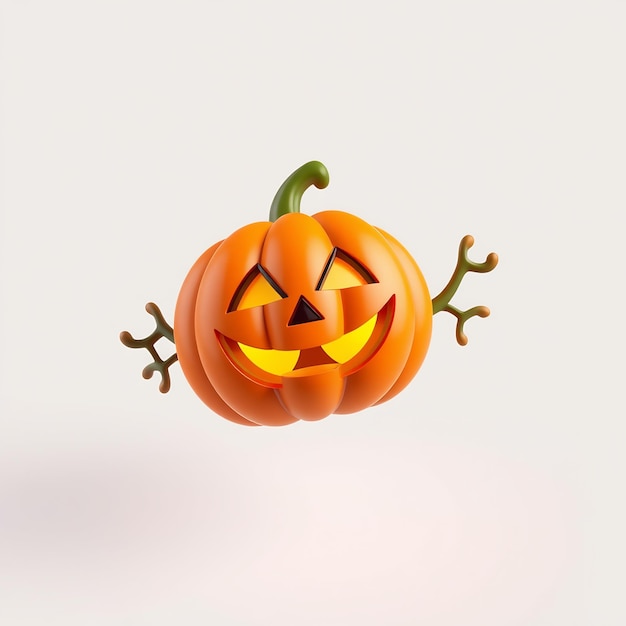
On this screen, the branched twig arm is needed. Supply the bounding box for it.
[432,235,498,345]
[120,302,178,393]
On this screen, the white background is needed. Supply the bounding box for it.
[1,1,624,624]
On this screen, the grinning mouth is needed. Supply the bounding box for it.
[217,298,395,385]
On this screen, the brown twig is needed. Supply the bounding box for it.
[120,302,177,393]
[432,235,498,345]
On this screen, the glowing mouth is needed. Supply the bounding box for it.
[217,298,395,384]
[237,313,377,376]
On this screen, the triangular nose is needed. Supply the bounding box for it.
[288,296,324,326]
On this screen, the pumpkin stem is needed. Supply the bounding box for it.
[269,161,330,222]
[120,302,178,393]
[431,235,498,345]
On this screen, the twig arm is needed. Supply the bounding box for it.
[120,302,178,393]
[432,235,498,345]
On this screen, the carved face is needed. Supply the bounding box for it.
[174,210,432,426]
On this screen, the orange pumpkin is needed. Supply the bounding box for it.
[173,162,432,426]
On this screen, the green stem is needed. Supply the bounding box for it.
[269,161,330,222]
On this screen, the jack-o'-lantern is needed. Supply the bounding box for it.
[120,161,498,427]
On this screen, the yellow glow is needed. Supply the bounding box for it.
[238,343,300,375]
[235,312,378,375]
[321,257,365,290]
[238,273,283,310]
[321,314,377,363]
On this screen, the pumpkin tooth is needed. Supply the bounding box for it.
[294,346,337,369]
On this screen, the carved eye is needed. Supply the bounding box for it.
[316,248,377,291]
[229,265,287,312]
